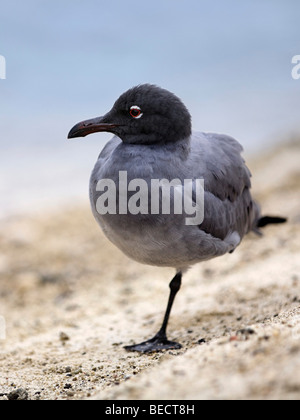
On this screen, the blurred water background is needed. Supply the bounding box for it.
[0,0,299,217]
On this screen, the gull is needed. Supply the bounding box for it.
[68,84,286,352]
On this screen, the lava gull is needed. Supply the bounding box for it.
[68,84,286,353]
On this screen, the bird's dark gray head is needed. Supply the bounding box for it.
[68,84,192,145]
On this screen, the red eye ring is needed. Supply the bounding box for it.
[130,105,143,119]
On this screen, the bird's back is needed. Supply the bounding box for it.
[89,132,260,269]
[190,132,260,241]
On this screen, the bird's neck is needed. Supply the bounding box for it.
[127,136,191,160]
[158,136,191,158]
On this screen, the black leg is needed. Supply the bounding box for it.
[124,272,183,353]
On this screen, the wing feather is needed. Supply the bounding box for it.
[191,132,258,241]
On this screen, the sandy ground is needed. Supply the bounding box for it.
[0,140,299,400]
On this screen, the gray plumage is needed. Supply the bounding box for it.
[68,84,285,352]
[89,131,258,271]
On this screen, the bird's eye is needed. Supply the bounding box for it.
[130,105,143,119]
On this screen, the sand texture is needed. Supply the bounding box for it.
[0,140,299,400]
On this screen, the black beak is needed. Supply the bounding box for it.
[68,116,120,139]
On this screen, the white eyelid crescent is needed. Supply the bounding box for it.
[130,105,143,119]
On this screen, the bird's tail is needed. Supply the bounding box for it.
[257,216,287,228]
[252,201,287,234]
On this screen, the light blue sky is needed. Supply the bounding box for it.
[0,1,299,215]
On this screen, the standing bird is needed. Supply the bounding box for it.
[68,84,286,353]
